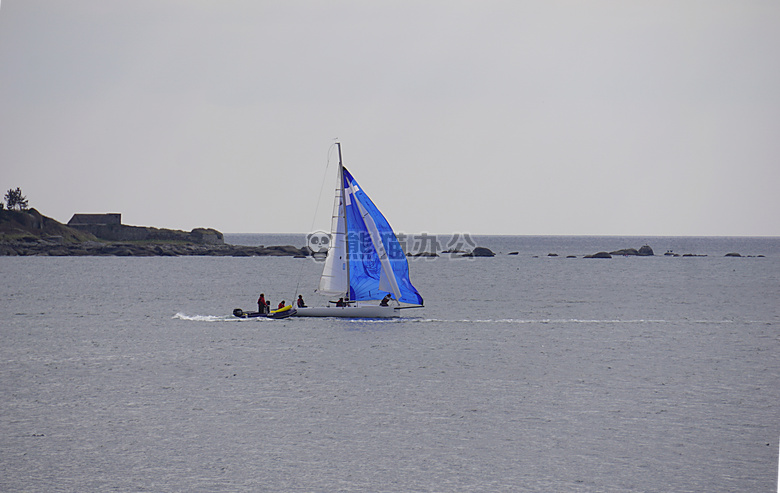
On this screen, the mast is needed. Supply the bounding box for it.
[336,142,351,302]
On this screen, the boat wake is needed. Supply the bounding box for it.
[173,312,244,322]
[404,318,671,324]
[402,318,755,325]
[322,317,672,325]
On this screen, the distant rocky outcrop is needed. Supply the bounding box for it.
[0,240,308,257]
[0,209,308,257]
[407,252,439,258]
[580,245,654,259]
[609,248,637,256]
[609,245,654,256]
[460,246,496,257]
[638,245,654,256]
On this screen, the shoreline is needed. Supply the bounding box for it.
[0,240,308,257]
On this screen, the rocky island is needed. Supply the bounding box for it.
[0,209,308,257]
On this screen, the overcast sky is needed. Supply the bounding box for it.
[1,1,778,236]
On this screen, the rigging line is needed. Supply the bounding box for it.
[292,141,339,303]
[308,142,338,234]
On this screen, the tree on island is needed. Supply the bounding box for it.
[4,187,29,211]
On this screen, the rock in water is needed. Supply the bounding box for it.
[460,246,496,258]
[472,247,496,257]
[610,248,639,256]
[585,251,612,259]
[638,245,654,256]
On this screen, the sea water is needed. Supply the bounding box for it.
[1,236,778,492]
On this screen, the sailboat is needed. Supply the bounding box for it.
[294,143,424,318]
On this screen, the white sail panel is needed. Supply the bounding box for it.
[317,177,349,296]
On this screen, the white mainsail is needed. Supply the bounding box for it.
[318,166,348,296]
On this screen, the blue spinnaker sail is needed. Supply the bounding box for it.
[342,167,423,305]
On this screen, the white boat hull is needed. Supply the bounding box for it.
[293,305,400,318]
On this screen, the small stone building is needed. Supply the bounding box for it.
[68,213,122,226]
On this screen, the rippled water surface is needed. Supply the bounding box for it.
[1,236,778,492]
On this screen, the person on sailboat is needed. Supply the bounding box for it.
[380,294,392,306]
[278,300,286,309]
[296,295,307,308]
[336,298,346,307]
[258,294,266,313]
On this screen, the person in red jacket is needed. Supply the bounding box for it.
[257,294,266,314]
